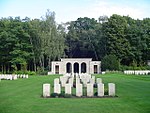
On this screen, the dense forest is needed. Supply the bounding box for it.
[0,10,150,73]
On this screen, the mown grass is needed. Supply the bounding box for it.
[0,73,150,113]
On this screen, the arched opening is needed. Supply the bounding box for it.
[94,65,98,74]
[81,62,86,73]
[66,62,72,73]
[74,62,79,73]
[55,65,59,74]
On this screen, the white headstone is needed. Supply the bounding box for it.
[23,74,26,78]
[87,84,93,97]
[54,84,61,94]
[76,78,80,84]
[13,75,17,80]
[43,83,50,97]
[89,78,95,84]
[10,75,13,80]
[54,78,60,84]
[102,71,106,74]
[26,75,29,78]
[65,84,72,94]
[91,76,95,81]
[60,76,68,87]
[68,78,74,87]
[97,83,104,96]
[108,83,115,96]
[82,78,89,87]
[96,78,102,84]
[76,84,83,97]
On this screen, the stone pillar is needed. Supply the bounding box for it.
[43,84,50,97]
[52,62,55,74]
[108,83,115,96]
[97,83,104,96]
[72,63,74,75]
[54,84,61,94]
[79,63,81,74]
[76,84,83,97]
[65,84,72,94]
[87,84,93,97]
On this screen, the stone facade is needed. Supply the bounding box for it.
[49,58,101,75]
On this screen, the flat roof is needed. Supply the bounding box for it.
[60,58,93,62]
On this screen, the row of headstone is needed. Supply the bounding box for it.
[124,70,150,75]
[55,76,102,88]
[43,83,115,97]
[63,73,92,78]
[0,74,28,81]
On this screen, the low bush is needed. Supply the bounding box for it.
[120,65,150,71]
[14,71,36,76]
[36,70,49,75]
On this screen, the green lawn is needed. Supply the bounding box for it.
[0,73,150,113]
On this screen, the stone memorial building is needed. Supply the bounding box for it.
[49,58,101,74]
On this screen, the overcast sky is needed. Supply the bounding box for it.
[0,0,150,23]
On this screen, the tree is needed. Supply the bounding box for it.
[124,16,150,66]
[101,14,131,64]
[31,9,65,71]
[9,17,33,71]
[101,55,120,71]
[66,17,99,60]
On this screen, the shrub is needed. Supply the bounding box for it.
[14,71,36,76]
[120,65,150,71]
[36,70,49,75]
[26,71,36,76]
[144,66,150,70]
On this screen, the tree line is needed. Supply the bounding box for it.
[0,10,150,73]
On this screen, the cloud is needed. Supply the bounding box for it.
[1,0,149,24]
[78,0,150,20]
